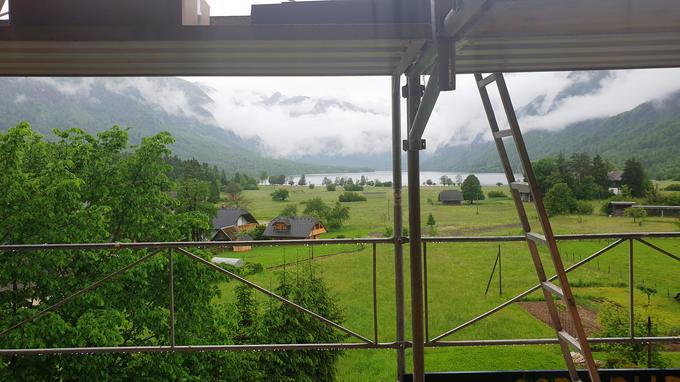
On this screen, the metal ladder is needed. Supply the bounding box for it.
[474,72,601,382]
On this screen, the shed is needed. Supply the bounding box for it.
[210,225,253,252]
[607,201,636,216]
[438,190,463,205]
[263,216,327,240]
[632,205,680,217]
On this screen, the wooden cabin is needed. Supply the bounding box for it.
[210,208,259,251]
[263,216,327,240]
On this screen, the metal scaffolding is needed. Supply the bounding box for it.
[1,0,680,381]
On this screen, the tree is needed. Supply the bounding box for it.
[622,158,652,197]
[326,183,336,191]
[625,207,647,224]
[326,202,350,229]
[637,284,657,306]
[425,179,433,186]
[302,197,330,219]
[592,154,611,193]
[426,213,436,235]
[455,174,463,186]
[259,170,268,185]
[223,182,250,209]
[0,123,248,380]
[209,178,221,203]
[598,303,667,368]
[280,204,298,217]
[298,174,307,186]
[259,268,344,381]
[270,188,290,201]
[268,174,286,185]
[544,182,577,215]
[461,175,485,204]
[440,175,450,186]
[177,179,216,240]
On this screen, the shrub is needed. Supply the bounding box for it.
[343,183,364,191]
[487,190,508,198]
[245,224,266,240]
[575,200,594,215]
[545,183,577,215]
[308,183,315,189]
[383,226,393,237]
[241,262,264,276]
[597,302,668,368]
[326,183,336,191]
[279,204,298,217]
[270,188,289,201]
[338,191,367,202]
[625,207,647,223]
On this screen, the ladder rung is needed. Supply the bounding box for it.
[493,129,513,139]
[510,182,531,193]
[477,73,498,88]
[541,281,564,298]
[526,232,547,245]
[557,330,582,352]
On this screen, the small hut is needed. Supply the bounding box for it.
[607,201,636,216]
[438,190,463,205]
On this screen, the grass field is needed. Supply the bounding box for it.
[214,184,680,380]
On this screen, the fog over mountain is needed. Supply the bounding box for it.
[2,68,680,177]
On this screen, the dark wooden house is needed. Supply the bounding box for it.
[210,208,259,251]
[607,201,636,216]
[263,216,327,240]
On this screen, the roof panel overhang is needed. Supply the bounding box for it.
[0,0,679,76]
[0,23,429,76]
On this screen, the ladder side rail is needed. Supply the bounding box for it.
[474,73,580,381]
[494,73,601,382]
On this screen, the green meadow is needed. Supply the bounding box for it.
[215,184,680,380]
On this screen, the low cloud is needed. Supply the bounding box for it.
[198,68,680,158]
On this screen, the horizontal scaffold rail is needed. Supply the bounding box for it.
[1,232,679,252]
[0,233,677,357]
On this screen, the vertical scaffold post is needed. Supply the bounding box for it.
[168,248,176,348]
[391,74,406,382]
[629,239,635,338]
[406,73,425,382]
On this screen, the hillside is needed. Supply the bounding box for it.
[423,91,680,179]
[0,77,358,175]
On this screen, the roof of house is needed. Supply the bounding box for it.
[608,171,623,182]
[439,189,463,202]
[263,216,325,239]
[211,225,253,242]
[212,208,258,230]
[633,205,680,210]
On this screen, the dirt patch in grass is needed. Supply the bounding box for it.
[518,301,601,336]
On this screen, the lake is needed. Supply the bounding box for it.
[289,171,521,186]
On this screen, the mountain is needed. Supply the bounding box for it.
[0,77,360,175]
[423,91,680,179]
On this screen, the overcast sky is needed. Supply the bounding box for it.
[182,1,680,158]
